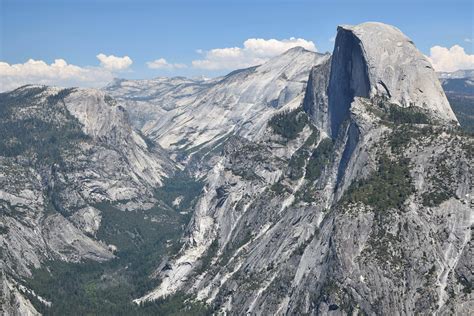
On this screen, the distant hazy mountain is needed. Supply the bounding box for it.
[438,70,474,96]
[438,69,474,80]
[438,69,474,135]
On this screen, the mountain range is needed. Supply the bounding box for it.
[1,22,472,315]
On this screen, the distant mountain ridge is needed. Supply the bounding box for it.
[1,22,472,315]
[128,22,472,315]
[438,69,474,80]
[438,70,474,96]
[105,48,330,158]
[438,69,474,134]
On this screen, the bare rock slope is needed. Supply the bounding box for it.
[136,22,472,315]
[1,22,472,315]
[106,48,330,157]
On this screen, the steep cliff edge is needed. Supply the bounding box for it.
[135,22,472,315]
[2,22,472,315]
[327,22,458,138]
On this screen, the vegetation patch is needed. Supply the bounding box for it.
[268,108,309,140]
[223,139,272,180]
[287,129,320,180]
[0,88,87,165]
[294,185,319,203]
[363,217,404,270]
[219,230,252,267]
[270,181,291,195]
[343,154,414,211]
[457,273,472,294]
[305,138,334,181]
[288,149,309,180]
[26,172,206,315]
[28,260,210,316]
[154,173,204,212]
[0,226,9,234]
[370,98,431,125]
[389,125,437,154]
[386,104,430,124]
[194,239,219,275]
[421,155,456,207]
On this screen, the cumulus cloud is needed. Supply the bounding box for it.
[0,54,133,92]
[147,58,187,70]
[427,45,474,72]
[96,53,133,70]
[192,37,317,70]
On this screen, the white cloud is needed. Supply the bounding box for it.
[147,58,187,70]
[427,45,474,72]
[0,55,132,92]
[192,37,317,70]
[464,38,472,43]
[96,53,133,70]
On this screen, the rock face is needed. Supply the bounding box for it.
[2,22,473,315]
[135,22,473,315]
[0,86,174,313]
[106,48,330,158]
[303,56,332,135]
[328,22,458,137]
[104,76,209,133]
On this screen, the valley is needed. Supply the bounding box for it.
[1,22,472,315]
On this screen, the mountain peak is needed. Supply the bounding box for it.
[338,21,405,38]
[257,45,328,75]
[281,45,311,55]
[328,21,458,137]
[276,45,328,60]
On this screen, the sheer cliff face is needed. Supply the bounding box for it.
[328,27,370,138]
[303,57,332,136]
[305,22,459,141]
[326,22,458,138]
[2,23,472,315]
[341,23,457,122]
[136,23,472,315]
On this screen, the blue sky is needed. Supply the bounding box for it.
[1,0,473,90]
